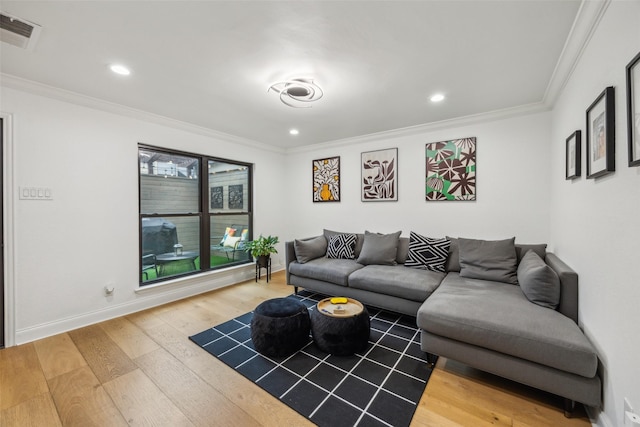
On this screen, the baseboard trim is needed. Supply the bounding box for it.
[14,265,266,344]
[585,405,612,427]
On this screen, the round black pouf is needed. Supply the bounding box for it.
[310,306,370,356]
[251,298,310,357]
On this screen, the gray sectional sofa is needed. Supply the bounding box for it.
[285,229,601,414]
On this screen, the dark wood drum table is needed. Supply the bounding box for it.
[310,297,370,356]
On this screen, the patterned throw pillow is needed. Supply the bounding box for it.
[326,233,357,259]
[405,232,451,272]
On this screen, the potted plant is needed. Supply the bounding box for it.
[245,235,279,267]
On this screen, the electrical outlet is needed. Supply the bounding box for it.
[627,412,640,427]
[626,398,640,427]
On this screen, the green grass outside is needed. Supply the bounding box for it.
[142,255,242,282]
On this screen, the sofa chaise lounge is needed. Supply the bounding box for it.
[285,229,601,414]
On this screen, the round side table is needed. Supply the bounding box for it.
[310,297,370,356]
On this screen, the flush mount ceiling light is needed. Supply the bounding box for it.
[430,93,445,102]
[268,78,323,108]
[289,129,300,135]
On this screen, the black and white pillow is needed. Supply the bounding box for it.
[405,232,451,272]
[326,233,357,259]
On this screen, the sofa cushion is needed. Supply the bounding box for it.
[356,230,401,265]
[445,236,460,272]
[349,265,446,302]
[326,233,357,259]
[294,236,328,264]
[458,237,518,285]
[518,250,560,309]
[405,232,451,272]
[417,273,598,378]
[516,243,548,263]
[288,257,364,287]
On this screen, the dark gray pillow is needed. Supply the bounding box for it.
[515,243,548,263]
[458,237,518,285]
[293,236,327,264]
[518,250,560,309]
[356,230,401,265]
[445,236,460,272]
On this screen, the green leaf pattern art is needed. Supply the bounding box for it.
[426,137,476,201]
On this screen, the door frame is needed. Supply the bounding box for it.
[1,112,16,347]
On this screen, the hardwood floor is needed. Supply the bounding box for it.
[0,271,592,426]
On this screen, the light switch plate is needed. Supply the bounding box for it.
[19,187,53,200]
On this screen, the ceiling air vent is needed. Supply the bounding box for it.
[0,12,42,51]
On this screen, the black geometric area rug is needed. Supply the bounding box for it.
[189,290,436,427]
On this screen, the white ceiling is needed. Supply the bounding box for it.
[0,1,586,149]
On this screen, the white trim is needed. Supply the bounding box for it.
[586,405,613,427]
[543,0,611,107]
[1,112,16,347]
[14,264,270,345]
[287,101,549,154]
[0,73,285,155]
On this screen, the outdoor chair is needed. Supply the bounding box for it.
[211,225,248,260]
[142,254,158,280]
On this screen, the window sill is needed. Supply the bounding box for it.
[135,262,253,294]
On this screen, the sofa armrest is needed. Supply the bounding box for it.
[546,253,579,324]
[285,235,324,285]
[285,240,297,284]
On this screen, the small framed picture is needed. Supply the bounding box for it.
[312,156,340,202]
[361,147,398,201]
[565,130,581,180]
[586,86,615,179]
[626,51,640,167]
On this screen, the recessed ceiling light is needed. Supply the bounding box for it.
[289,129,300,135]
[110,64,131,76]
[430,93,445,102]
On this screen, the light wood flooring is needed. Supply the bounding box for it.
[0,271,592,426]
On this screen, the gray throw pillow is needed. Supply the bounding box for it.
[518,250,560,309]
[294,236,327,264]
[356,230,401,265]
[458,237,518,285]
[515,243,548,263]
[445,236,460,272]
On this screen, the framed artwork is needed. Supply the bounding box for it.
[313,156,340,202]
[228,184,243,209]
[586,86,615,179]
[626,51,640,167]
[210,186,223,209]
[565,130,581,180]
[426,137,476,201]
[361,148,398,201]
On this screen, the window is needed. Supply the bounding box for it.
[139,145,252,284]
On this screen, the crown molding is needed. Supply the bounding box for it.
[286,101,550,154]
[0,73,285,155]
[543,0,611,107]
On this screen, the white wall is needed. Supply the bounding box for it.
[550,2,640,427]
[1,86,288,344]
[284,111,552,245]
